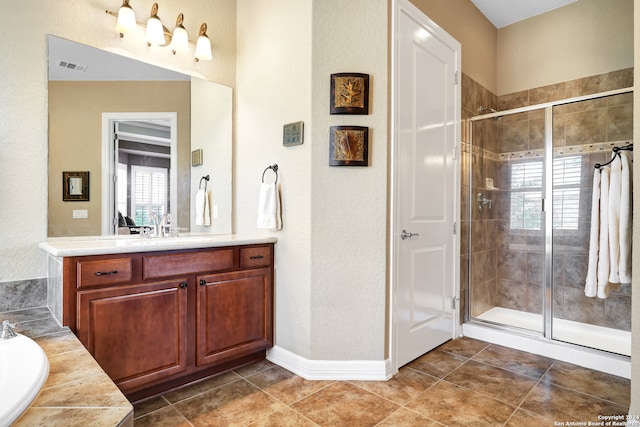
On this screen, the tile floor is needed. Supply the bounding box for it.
[132,337,631,427]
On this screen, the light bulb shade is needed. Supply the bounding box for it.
[145,3,166,46]
[171,26,189,53]
[146,17,165,45]
[194,23,212,61]
[115,2,136,35]
[170,14,189,54]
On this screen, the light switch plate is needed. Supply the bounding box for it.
[73,209,88,219]
[191,149,203,166]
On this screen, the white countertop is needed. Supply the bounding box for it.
[39,234,277,257]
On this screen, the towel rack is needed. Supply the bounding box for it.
[199,175,210,191]
[262,164,278,184]
[595,143,633,169]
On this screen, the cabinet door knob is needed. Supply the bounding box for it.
[179,282,188,289]
[250,255,264,259]
[199,279,207,286]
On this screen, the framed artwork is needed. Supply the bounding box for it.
[63,171,89,201]
[329,126,369,166]
[330,73,369,115]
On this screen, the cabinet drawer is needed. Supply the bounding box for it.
[77,258,133,288]
[143,249,234,279]
[239,246,272,268]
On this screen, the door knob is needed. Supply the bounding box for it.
[400,229,420,240]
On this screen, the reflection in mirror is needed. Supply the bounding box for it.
[47,35,232,237]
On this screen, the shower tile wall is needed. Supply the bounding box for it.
[463,68,633,332]
[461,73,498,319]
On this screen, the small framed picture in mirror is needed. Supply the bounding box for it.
[63,171,89,201]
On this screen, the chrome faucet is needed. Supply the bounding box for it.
[160,213,172,237]
[1,320,17,340]
[149,212,160,237]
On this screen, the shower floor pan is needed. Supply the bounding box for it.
[476,307,631,357]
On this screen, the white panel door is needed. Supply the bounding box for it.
[393,0,460,368]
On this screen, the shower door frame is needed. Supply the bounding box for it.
[465,86,634,352]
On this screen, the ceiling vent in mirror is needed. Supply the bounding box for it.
[57,60,87,72]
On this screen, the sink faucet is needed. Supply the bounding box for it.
[160,213,172,237]
[149,212,160,237]
[1,320,17,340]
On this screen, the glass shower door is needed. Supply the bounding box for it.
[467,110,546,334]
[550,94,632,356]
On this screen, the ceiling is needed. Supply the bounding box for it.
[470,0,578,28]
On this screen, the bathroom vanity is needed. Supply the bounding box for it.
[39,235,275,401]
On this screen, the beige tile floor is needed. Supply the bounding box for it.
[133,337,630,427]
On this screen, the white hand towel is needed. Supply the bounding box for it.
[584,169,601,297]
[597,166,610,299]
[607,154,622,284]
[195,189,211,226]
[257,182,282,230]
[618,150,633,283]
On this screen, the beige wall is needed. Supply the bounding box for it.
[0,0,235,282]
[497,0,634,95]
[235,0,313,357]
[48,81,190,237]
[631,0,639,414]
[410,0,497,94]
[235,0,388,361]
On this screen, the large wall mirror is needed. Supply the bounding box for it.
[47,35,232,237]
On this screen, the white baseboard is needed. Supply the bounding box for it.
[266,345,393,381]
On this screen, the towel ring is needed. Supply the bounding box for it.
[199,175,210,191]
[262,164,278,184]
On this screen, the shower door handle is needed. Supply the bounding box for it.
[400,229,420,240]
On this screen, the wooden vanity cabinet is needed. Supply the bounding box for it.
[64,244,274,400]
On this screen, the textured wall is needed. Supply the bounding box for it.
[0,0,236,282]
[410,0,497,94]
[309,0,388,360]
[630,0,640,415]
[235,0,313,358]
[497,0,634,95]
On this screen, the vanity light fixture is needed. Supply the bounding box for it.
[106,2,212,62]
[115,0,136,37]
[145,3,166,46]
[170,13,189,54]
[194,23,213,62]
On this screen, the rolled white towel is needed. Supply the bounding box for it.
[584,169,600,298]
[607,153,621,284]
[597,166,610,299]
[618,150,632,283]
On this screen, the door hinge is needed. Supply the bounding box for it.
[112,174,118,183]
[454,71,459,85]
[452,145,458,160]
[453,221,457,235]
[451,297,459,310]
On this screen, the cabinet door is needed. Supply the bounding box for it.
[77,279,189,391]
[196,268,273,366]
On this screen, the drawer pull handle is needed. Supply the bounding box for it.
[200,279,207,286]
[179,282,188,289]
[95,270,118,276]
[250,255,264,260]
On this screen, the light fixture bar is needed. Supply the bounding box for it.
[105,9,198,45]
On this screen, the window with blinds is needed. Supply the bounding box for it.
[509,156,581,231]
[131,165,167,226]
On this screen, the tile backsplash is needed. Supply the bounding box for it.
[0,278,47,312]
